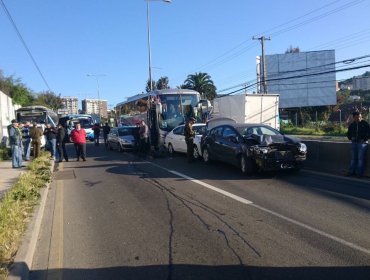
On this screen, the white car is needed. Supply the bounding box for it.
[165,123,206,159]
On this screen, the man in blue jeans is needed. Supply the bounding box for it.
[22,121,31,161]
[346,111,370,177]
[43,123,57,160]
[8,119,23,168]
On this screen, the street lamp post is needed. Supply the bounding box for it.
[146,0,171,91]
[87,74,106,121]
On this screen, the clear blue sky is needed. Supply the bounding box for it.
[1,0,369,109]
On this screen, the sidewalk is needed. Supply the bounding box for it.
[0,160,30,198]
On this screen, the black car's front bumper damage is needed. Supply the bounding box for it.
[250,145,307,171]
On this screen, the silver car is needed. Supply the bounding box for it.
[107,126,139,152]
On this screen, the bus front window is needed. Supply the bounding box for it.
[157,94,200,131]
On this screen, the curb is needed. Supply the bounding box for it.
[302,168,370,183]
[8,160,55,280]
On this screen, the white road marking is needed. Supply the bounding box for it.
[149,161,370,255]
[169,170,253,205]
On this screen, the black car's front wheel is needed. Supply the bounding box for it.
[193,145,200,160]
[240,155,255,175]
[202,147,211,163]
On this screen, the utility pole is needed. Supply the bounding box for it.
[253,36,271,95]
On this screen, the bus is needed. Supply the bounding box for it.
[16,105,58,127]
[115,89,202,150]
[58,114,95,139]
[16,105,59,148]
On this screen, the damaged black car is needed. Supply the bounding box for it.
[201,123,307,175]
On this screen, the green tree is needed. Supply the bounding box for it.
[183,72,217,100]
[0,72,35,106]
[33,91,64,110]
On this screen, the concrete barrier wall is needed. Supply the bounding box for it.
[303,140,370,177]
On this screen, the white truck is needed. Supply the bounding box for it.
[210,94,280,130]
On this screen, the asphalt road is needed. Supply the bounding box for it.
[30,142,370,280]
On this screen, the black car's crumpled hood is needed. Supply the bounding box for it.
[250,134,300,146]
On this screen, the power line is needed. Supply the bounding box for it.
[192,0,365,74]
[0,0,51,91]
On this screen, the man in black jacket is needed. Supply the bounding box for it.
[346,111,370,177]
[56,123,69,162]
[184,117,196,163]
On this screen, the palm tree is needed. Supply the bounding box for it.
[183,72,217,100]
[156,76,170,90]
[145,79,157,92]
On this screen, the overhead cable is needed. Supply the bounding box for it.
[0,0,51,91]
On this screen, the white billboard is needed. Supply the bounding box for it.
[260,50,336,108]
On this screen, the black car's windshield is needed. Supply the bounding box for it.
[193,125,206,135]
[237,126,281,137]
[118,127,135,136]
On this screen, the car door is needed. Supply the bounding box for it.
[172,126,186,153]
[207,126,224,160]
[220,126,240,165]
[110,128,118,149]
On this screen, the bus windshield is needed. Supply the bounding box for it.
[17,112,46,124]
[158,94,199,131]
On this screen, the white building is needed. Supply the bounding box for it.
[82,98,108,118]
[0,90,20,144]
[61,96,79,115]
[353,76,370,91]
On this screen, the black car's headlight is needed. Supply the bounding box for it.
[298,143,307,153]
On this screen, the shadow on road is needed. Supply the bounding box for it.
[10,262,366,280]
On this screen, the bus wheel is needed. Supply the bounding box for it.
[168,144,174,154]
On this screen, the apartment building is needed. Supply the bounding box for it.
[353,75,370,91]
[61,96,79,114]
[82,98,108,118]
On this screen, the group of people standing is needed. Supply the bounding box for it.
[8,119,44,168]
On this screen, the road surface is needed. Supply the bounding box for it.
[30,143,370,280]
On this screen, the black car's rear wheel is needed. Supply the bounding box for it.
[240,155,255,175]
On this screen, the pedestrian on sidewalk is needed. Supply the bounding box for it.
[346,111,370,177]
[29,122,43,159]
[70,123,87,161]
[8,119,23,168]
[43,123,57,160]
[56,123,69,162]
[21,121,31,161]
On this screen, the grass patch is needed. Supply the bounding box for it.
[0,144,11,161]
[280,122,347,137]
[0,153,51,279]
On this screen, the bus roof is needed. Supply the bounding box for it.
[16,105,54,112]
[60,114,93,119]
[116,89,200,107]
